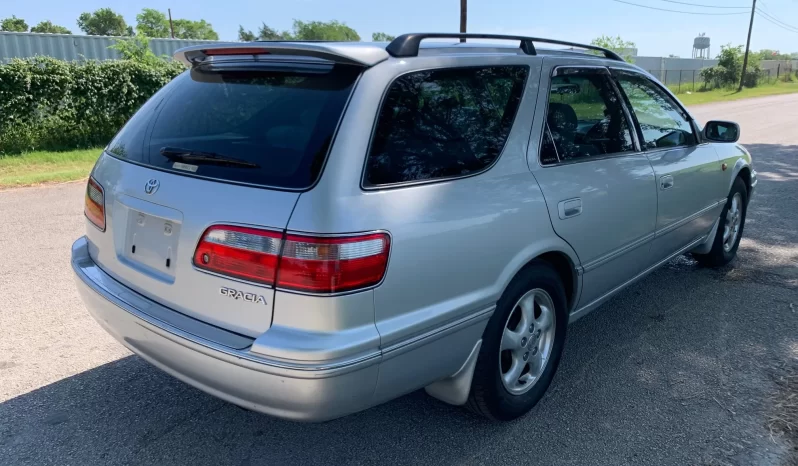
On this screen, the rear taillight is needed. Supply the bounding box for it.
[84,177,105,231]
[277,233,390,293]
[193,225,282,285]
[193,226,390,293]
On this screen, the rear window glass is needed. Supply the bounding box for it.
[106,64,360,189]
[364,66,528,187]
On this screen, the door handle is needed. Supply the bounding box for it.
[558,198,582,219]
[660,175,674,190]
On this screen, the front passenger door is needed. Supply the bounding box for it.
[612,69,726,262]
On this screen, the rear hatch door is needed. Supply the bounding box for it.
[86,55,361,337]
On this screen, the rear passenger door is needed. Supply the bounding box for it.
[611,69,725,262]
[531,64,657,310]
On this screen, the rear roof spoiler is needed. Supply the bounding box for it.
[174,42,389,67]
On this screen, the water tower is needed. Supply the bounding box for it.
[693,33,710,59]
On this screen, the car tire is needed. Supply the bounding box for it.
[694,177,748,268]
[466,260,568,421]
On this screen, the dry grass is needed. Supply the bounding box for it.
[767,360,798,455]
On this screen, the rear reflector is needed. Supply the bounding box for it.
[277,233,391,293]
[84,177,105,231]
[193,225,282,285]
[193,226,390,293]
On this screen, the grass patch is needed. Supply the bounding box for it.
[767,360,798,451]
[671,81,798,106]
[767,358,798,464]
[0,148,101,188]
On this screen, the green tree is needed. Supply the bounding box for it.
[372,32,395,42]
[30,21,72,34]
[239,20,360,42]
[257,23,288,40]
[754,49,791,61]
[136,8,170,38]
[1,16,28,32]
[238,23,291,41]
[291,20,359,41]
[136,9,218,40]
[590,35,636,62]
[77,8,132,36]
[718,45,744,75]
[171,19,218,40]
[700,44,763,89]
[109,34,166,66]
[238,26,257,42]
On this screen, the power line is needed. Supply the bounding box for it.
[611,0,750,15]
[755,7,798,32]
[657,0,749,9]
[755,10,798,33]
[756,0,798,31]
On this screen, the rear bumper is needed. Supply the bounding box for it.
[71,236,380,421]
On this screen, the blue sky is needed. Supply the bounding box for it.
[6,0,798,57]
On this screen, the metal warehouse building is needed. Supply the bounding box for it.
[0,31,218,62]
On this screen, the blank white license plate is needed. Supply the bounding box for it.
[123,209,182,281]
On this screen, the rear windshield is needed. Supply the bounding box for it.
[106,64,360,189]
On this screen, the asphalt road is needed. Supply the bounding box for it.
[1,94,797,466]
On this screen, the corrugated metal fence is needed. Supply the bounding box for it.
[0,31,219,62]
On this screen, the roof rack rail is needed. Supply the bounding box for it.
[385,33,624,62]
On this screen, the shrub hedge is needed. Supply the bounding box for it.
[0,56,184,154]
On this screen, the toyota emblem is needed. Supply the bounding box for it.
[144,179,160,195]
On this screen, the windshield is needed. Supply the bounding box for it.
[106,63,361,189]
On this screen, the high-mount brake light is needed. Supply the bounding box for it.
[203,48,271,56]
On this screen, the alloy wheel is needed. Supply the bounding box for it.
[499,288,557,395]
[723,192,743,252]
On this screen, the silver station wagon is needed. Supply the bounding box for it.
[72,33,757,421]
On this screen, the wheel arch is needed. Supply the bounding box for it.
[425,244,581,408]
[730,158,751,194]
[503,246,581,314]
[737,165,752,197]
[533,251,579,312]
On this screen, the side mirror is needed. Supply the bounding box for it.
[704,120,740,143]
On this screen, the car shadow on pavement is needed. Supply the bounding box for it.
[713,143,798,289]
[1,144,796,466]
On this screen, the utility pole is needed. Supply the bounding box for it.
[168,8,175,39]
[739,0,756,91]
[460,0,467,42]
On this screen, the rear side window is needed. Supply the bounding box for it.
[107,64,360,190]
[365,66,528,187]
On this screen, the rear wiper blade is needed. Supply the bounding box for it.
[160,147,260,168]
